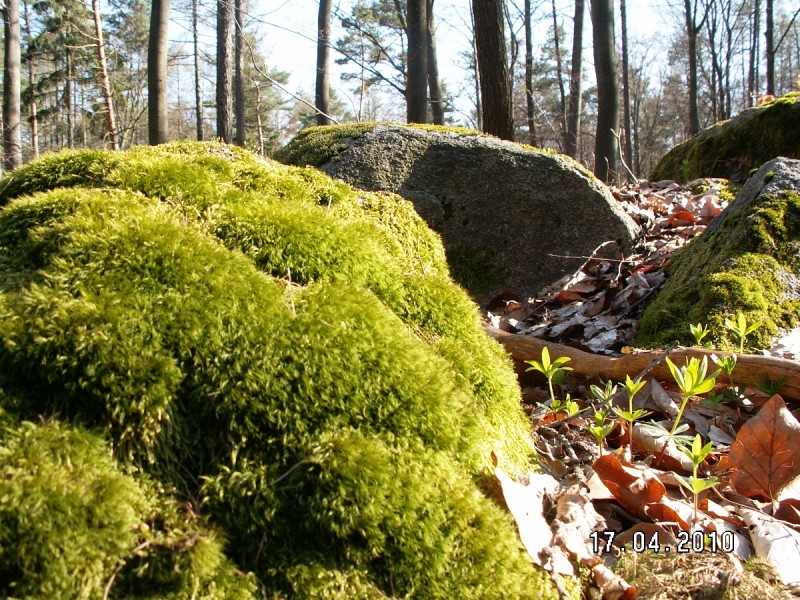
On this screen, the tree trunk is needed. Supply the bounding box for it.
[148,0,170,145]
[748,0,760,105]
[91,0,117,150]
[315,0,333,125]
[3,0,22,170]
[23,0,37,159]
[620,0,632,173]
[234,0,245,145]
[472,0,513,140]
[406,0,428,124]
[216,0,233,143]
[426,0,445,125]
[193,0,203,140]
[765,0,774,95]
[524,0,537,146]
[684,0,703,135]
[565,0,584,158]
[550,0,567,145]
[65,47,74,148]
[591,0,618,182]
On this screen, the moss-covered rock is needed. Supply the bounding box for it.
[637,157,800,349]
[0,142,556,598]
[276,123,639,305]
[649,92,800,183]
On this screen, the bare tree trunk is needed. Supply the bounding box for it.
[590,0,618,181]
[3,0,22,170]
[193,0,203,140]
[565,0,584,158]
[470,3,482,131]
[748,0,760,104]
[524,0,537,145]
[426,0,445,125]
[255,84,264,156]
[234,0,245,145]
[148,0,170,144]
[550,0,567,145]
[406,0,428,123]
[65,48,74,148]
[684,0,706,135]
[619,0,632,172]
[765,0,774,95]
[472,0,513,140]
[91,0,117,150]
[216,0,233,142]
[23,0,37,158]
[315,0,333,125]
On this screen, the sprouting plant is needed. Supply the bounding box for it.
[549,394,583,418]
[590,380,617,408]
[584,410,616,455]
[613,375,650,454]
[526,347,573,404]
[689,323,711,347]
[711,353,737,387]
[757,375,785,396]
[665,356,720,437]
[675,434,719,521]
[702,390,724,409]
[724,311,760,354]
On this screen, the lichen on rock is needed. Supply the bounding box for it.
[0,142,557,598]
[637,157,800,350]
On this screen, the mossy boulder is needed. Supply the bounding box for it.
[0,142,558,598]
[276,123,639,304]
[636,157,800,350]
[649,92,800,183]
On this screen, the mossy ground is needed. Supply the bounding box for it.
[0,142,556,598]
[636,189,800,349]
[649,92,800,183]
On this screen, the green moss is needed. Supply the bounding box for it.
[636,191,800,349]
[650,94,800,182]
[0,143,550,598]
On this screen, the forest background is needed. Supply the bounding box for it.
[1,0,799,180]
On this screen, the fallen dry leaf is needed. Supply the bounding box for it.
[592,454,666,517]
[584,558,636,600]
[741,509,800,585]
[632,423,694,472]
[552,486,607,561]
[729,395,800,501]
[774,498,800,525]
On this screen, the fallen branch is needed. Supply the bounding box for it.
[486,325,800,401]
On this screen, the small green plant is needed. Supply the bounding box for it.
[613,375,650,454]
[689,323,711,347]
[711,353,737,387]
[723,311,760,354]
[590,380,617,408]
[548,394,582,418]
[665,356,720,437]
[526,347,573,403]
[584,410,616,455]
[675,434,719,521]
[757,375,785,396]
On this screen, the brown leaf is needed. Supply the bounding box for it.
[588,560,637,600]
[668,209,696,226]
[729,395,800,501]
[774,498,800,525]
[593,454,666,516]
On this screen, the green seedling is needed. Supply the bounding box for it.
[701,390,724,409]
[757,375,785,396]
[584,410,616,455]
[675,434,719,521]
[689,322,711,347]
[724,311,760,354]
[590,380,617,408]
[526,347,573,403]
[549,394,582,418]
[665,356,720,437]
[613,375,650,454]
[711,353,737,388]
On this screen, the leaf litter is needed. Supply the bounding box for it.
[490,180,800,598]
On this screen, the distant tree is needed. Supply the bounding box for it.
[766,0,774,94]
[619,0,631,171]
[148,0,170,144]
[315,0,333,125]
[590,0,618,181]
[406,0,427,123]
[216,0,233,142]
[91,0,117,149]
[193,0,203,139]
[565,0,584,158]
[523,0,537,145]
[234,0,245,145]
[3,0,22,169]
[549,0,567,143]
[426,0,445,124]
[684,0,708,135]
[22,0,37,158]
[472,0,513,139]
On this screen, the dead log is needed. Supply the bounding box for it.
[486,325,800,401]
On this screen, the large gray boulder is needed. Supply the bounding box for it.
[277,123,639,305]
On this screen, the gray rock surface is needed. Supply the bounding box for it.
[309,124,640,305]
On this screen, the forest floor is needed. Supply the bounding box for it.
[486,179,800,599]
